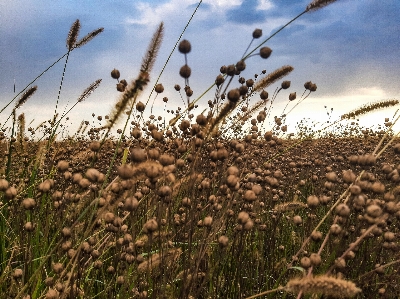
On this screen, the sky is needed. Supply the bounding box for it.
[0,0,399,137]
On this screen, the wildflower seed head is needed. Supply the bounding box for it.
[260,90,268,100]
[136,101,145,112]
[227,89,240,102]
[310,253,322,266]
[226,64,236,76]
[300,257,311,268]
[311,231,323,241]
[155,83,164,93]
[52,263,64,274]
[281,80,291,89]
[259,47,272,59]
[24,222,35,232]
[289,92,296,101]
[330,224,342,235]
[307,195,319,208]
[22,198,36,210]
[203,216,213,227]
[179,64,191,78]
[236,60,246,72]
[336,203,351,217]
[218,235,229,247]
[178,39,191,54]
[111,69,120,80]
[366,204,382,218]
[293,215,302,225]
[143,219,158,234]
[57,160,69,172]
[238,211,250,224]
[252,28,262,38]
[116,82,125,92]
[0,179,9,191]
[130,147,147,162]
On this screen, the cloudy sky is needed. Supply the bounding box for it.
[0,0,399,136]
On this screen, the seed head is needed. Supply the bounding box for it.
[22,198,36,210]
[178,39,191,54]
[218,235,229,247]
[260,90,268,100]
[143,219,158,234]
[203,216,213,227]
[252,28,262,38]
[293,215,302,225]
[238,211,250,224]
[259,47,272,59]
[281,80,291,89]
[155,83,164,93]
[307,195,319,208]
[289,92,296,101]
[179,64,191,78]
[111,69,120,80]
[236,60,246,72]
[336,203,350,217]
[227,89,240,102]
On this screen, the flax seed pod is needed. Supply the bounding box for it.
[178,39,191,54]
[179,64,191,78]
[259,47,272,59]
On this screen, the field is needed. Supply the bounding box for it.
[1,1,399,298]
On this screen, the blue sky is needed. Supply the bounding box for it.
[1,0,399,136]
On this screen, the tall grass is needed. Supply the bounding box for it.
[1,1,399,298]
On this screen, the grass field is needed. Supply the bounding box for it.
[1,1,399,298]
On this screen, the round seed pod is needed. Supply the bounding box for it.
[260,90,268,100]
[143,219,158,234]
[281,81,291,89]
[136,101,145,112]
[300,257,311,268]
[227,89,240,102]
[154,84,164,93]
[24,222,35,232]
[130,147,147,162]
[111,69,120,80]
[289,92,296,101]
[259,47,272,59]
[116,83,125,92]
[57,160,69,172]
[0,179,9,191]
[5,186,17,198]
[293,215,302,225]
[243,190,256,202]
[246,79,254,87]
[238,211,250,224]
[215,74,225,86]
[218,235,229,247]
[307,195,319,208]
[117,164,135,180]
[45,289,58,299]
[203,216,213,227]
[22,198,36,210]
[336,203,351,217]
[178,39,191,54]
[236,60,246,72]
[179,64,191,78]
[310,253,322,266]
[124,197,139,211]
[252,28,262,38]
[226,64,236,76]
[366,204,382,218]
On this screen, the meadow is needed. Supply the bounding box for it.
[1,0,399,298]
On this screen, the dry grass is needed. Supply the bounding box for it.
[1,1,399,298]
